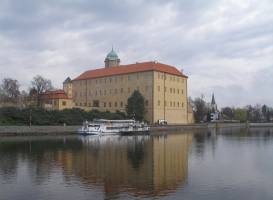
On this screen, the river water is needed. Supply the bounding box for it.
[0,127,273,200]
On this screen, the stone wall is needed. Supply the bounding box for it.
[0,126,80,136]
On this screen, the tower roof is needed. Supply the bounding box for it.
[105,48,119,61]
[63,77,72,84]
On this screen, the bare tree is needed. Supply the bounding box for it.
[192,96,209,123]
[0,78,20,103]
[31,75,53,106]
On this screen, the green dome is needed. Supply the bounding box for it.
[106,48,119,60]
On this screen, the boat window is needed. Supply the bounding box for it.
[88,125,100,128]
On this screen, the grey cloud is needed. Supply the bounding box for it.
[0,0,272,107]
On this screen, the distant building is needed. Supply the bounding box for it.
[41,48,194,124]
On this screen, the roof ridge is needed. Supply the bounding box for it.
[73,61,187,81]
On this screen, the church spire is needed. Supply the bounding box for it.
[211,93,216,105]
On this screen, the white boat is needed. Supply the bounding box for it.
[77,119,150,135]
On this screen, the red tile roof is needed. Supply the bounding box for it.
[73,61,187,81]
[41,90,70,100]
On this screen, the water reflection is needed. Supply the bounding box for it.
[0,134,192,198]
[58,134,192,197]
[2,128,273,200]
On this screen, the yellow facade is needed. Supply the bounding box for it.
[51,49,194,124]
[43,98,74,110]
[72,69,189,124]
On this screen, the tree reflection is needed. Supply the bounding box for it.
[127,138,145,170]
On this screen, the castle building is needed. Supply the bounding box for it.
[71,48,191,124]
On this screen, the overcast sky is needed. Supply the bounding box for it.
[0,0,272,107]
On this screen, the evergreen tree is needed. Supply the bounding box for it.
[126,90,145,121]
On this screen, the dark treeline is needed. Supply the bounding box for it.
[221,105,273,123]
[190,96,273,123]
[0,107,127,126]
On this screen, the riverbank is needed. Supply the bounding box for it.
[0,126,80,136]
[0,123,272,136]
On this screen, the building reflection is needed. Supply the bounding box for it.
[56,134,192,197]
[0,134,192,198]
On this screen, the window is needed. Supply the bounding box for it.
[93,100,99,107]
[80,103,82,106]
[120,101,123,107]
[177,89,179,94]
[95,90,97,96]
[145,100,148,106]
[115,89,117,94]
[120,88,123,93]
[182,102,184,107]
[170,101,172,107]
[181,89,184,94]
[128,75,130,81]
[110,78,112,83]
[115,102,117,107]
[173,88,175,94]
[158,100,160,106]
[177,102,179,107]
[170,88,172,93]
[104,102,106,107]
[100,90,102,95]
[164,87,166,92]
[62,101,66,106]
[104,90,106,95]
